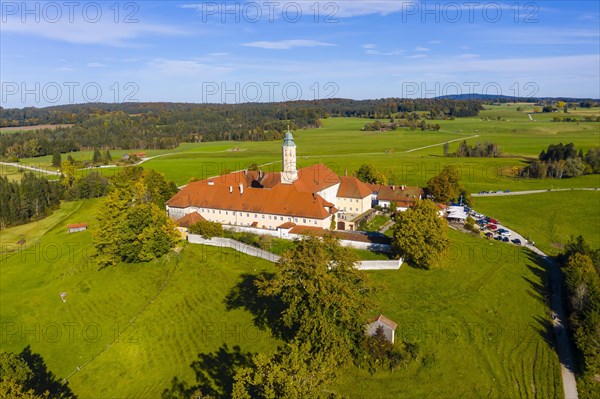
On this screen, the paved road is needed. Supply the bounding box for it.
[0,161,61,175]
[473,214,579,399]
[526,244,580,399]
[404,134,479,153]
[473,188,598,197]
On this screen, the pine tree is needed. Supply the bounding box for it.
[51,150,62,167]
[103,150,112,164]
[92,148,102,164]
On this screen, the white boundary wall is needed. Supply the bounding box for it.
[223,225,392,253]
[187,234,401,270]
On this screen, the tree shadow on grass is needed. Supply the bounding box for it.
[523,251,552,305]
[18,346,76,398]
[224,272,293,341]
[162,344,253,399]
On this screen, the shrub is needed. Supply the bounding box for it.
[188,220,224,239]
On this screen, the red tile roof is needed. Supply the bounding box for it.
[67,223,88,229]
[369,314,398,330]
[377,185,423,206]
[278,222,296,229]
[167,181,337,220]
[176,212,206,228]
[294,163,340,193]
[289,225,326,235]
[337,176,372,199]
[168,164,343,221]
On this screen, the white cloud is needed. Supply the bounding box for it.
[416,46,430,52]
[209,52,229,57]
[182,1,413,18]
[242,39,335,50]
[362,44,377,49]
[405,54,427,59]
[146,59,234,76]
[87,62,107,68]
[1,18,186,46]
[456,54,479,59]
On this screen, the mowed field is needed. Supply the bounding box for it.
[475,190,600,256]
[0,124,73,134]
[0,199,562,398]
[10,105,600,192]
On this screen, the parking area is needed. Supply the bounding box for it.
[455,206,531,247]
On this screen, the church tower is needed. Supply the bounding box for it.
[281,129,298,184]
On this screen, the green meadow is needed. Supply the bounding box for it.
[2,104,599,397]
[474,190,600,256]
[1,200,562,397]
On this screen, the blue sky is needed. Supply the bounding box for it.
[1,1,599,107]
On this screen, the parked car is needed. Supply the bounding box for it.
[497,228,509,234]
[489,219,498,224]
[487,224,498,230]
[500,231,511,237]
[502,237,510,242]
[494,236,503,241]
[485,232,494,238]
[504,190,511,193]
[511,239,522,245]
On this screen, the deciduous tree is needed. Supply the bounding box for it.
[391,200,449,269]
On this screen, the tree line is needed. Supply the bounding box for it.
[0,173,62,228]
[448,140,501,158]
[521,143,600,179]
[1,99,484,160]
[558,236,599,397]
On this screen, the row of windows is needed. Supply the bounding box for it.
[192,208,321,226]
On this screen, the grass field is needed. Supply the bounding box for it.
[2,104,597,397]
[0,124,74,134]
[474,190,600,256]
[0,198,562,397]
[12,106,600,192]
[336,229,562,398]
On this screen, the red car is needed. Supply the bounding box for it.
[485,232,494,238]
[487,224,498,230]
[489,219,499,224]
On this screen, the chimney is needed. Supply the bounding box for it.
[229,186,233,194]
[402,185,405,190]
[239,183,244,195]
[208,180,214,186]
[345,169,348,176]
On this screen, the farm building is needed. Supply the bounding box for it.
[368,184,424,210]
[366,314,398,344]
[175,212,206,237]
[67,223,88,233]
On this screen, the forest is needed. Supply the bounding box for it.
[521,143,600,179]
[0,99,484,159]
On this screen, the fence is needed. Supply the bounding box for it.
[187,234,401,270]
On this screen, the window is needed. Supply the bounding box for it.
[262,215,265,219]
[247,213,249,217]
[356,208,358,212]
[219,210,221,215]
[280,216,284,221]
[225,211,228,215]
[314,221,317,225]
[303,219,306,223]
